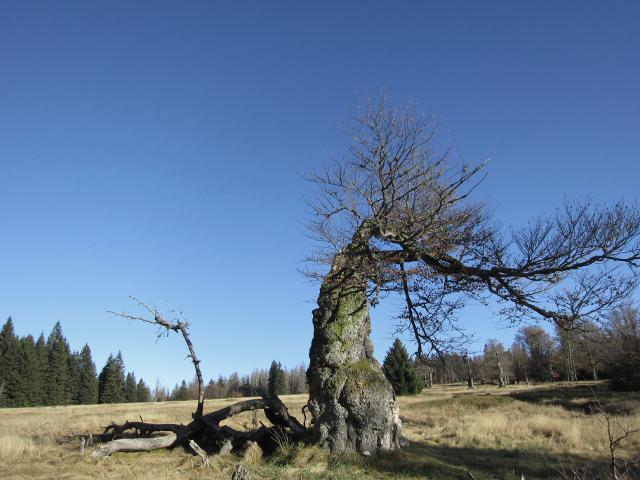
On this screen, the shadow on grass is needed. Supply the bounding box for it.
[360,441,610,480]
[509,382,638,415]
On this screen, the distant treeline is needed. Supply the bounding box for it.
[4,304,637,408]
[160,360,308,402]
[0,317,307,408]
[419,305,640,390]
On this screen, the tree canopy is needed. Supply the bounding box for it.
[308,98,640,359]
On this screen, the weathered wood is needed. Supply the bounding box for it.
[102,297,312,458]
[188,439,210,466]
[90,396,309,458]
[263,395,306,436]
[218,439,233,455]
[109,296,206,418]
[203,398,266,423]
[91,433,178,458]
[104,420,184,437]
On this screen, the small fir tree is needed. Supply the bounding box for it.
[68,352,82,404]
[124,372,137,402]
[267,360,287,397]
[98,352,126,403]
[77,344,98,404]
[18,335,40,406]
[173,380,188,401]
[0,317,20,406]
[34,333,49,405]
[45,321,72,405]
[382,339,423,395]
[136,378,151,402]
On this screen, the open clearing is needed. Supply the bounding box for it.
[1,381,638,479]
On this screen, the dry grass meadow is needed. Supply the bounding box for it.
[1,382,639,479]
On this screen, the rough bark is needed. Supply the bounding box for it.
[307,232,407,454]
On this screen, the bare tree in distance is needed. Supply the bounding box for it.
[305,96,640,454]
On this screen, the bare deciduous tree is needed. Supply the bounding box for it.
[305,97,640,453]
[89,97,639,458]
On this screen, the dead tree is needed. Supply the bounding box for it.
[109,297,206,418]
[305,97,640,454]
[91,296,308,458]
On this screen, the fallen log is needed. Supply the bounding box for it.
[91,433,178,458]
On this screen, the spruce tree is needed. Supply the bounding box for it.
[98,354,114,403]
[34,333,49,405]
[98,352,126,404]
[0,317,15,354]
[0,317,19,406]
[267,360,287,397]
[382,339,423,395]
[68,352,82,404]
[124,372,137,402]
[18,335,40,406]
[174,380,188,401]
[113,351,126,401]
[136,378,151,402]
[45,321,72,405]
[77,344,98,404]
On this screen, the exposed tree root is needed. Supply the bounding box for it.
[90,396,310,458]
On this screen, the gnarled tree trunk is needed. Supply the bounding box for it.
[306,235,406,454]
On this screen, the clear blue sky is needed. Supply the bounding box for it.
[1,1,638,388]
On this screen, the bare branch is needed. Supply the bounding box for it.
[108,295,205,418]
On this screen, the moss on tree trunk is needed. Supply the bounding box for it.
[306,240,406,454]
